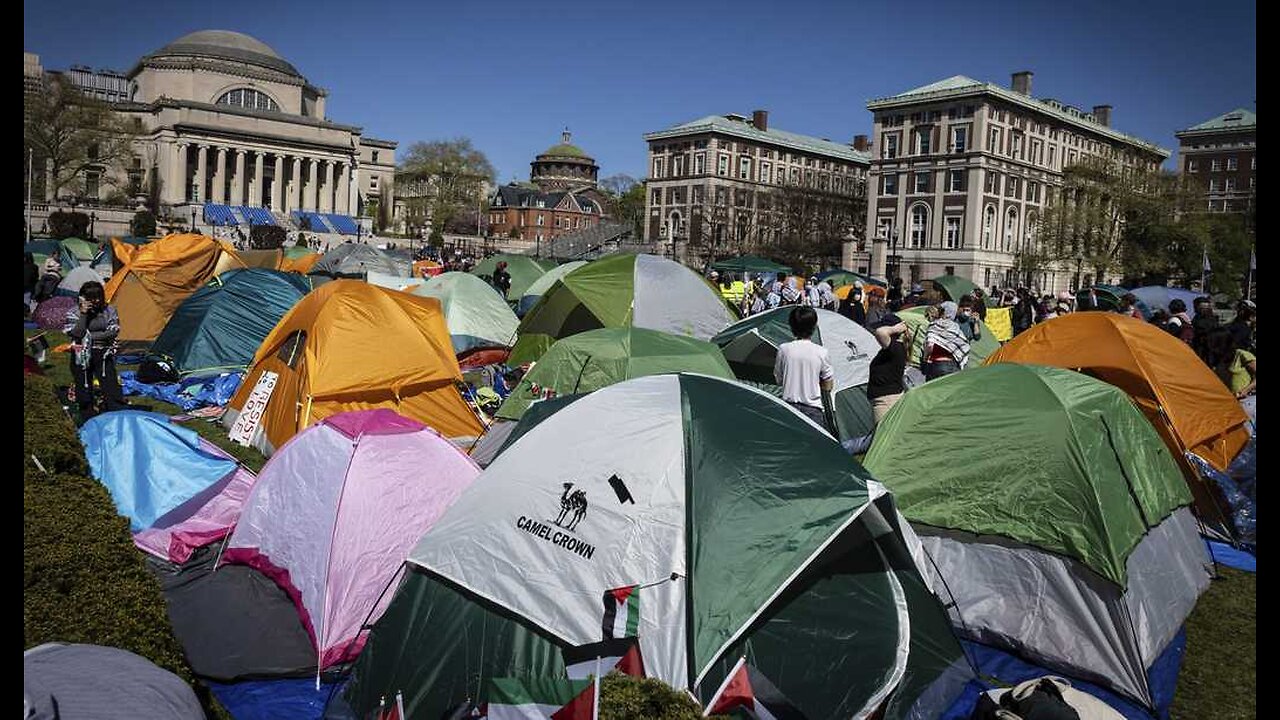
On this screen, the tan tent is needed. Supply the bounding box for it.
[105,234,245,350]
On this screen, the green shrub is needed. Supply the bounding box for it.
[47,211,90,240]
[600,673,727,720]
[130,209,157,238]
[250,224,287,250]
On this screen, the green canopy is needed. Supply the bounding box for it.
[517,260,587,317]
[471,255,556,301]
[929,274,982,302]
[59,237,98,262]
[412,272,520,354]
[865,363,1190,585]
[710,255,791,274]
[25,240,77,272]
[899,306,1000,366]
[817,269,888,288]
[508,254,735,365]
[496,327,732,420]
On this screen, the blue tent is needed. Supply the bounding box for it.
[79,411,238,531]
[151,269,311,375]
[1130,286,1201,319]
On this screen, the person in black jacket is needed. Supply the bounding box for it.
[837,283,867,326]
[62,281,127,419]
[492,261,512,299]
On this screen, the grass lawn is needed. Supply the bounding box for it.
[23,328,1256,716]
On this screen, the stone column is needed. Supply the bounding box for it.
[211,147,226,203]
[321,160,335,213]
[271,155,284,211]
[231,149,246,205]
[170,143,188,204]
[336,162,350,214]
[290,156,302,211]
[195,145,208,203]
[253,152,265,207]
[305,158,319,211]
[348,161,359,216]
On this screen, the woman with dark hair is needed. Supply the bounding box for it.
[62,281,127,419]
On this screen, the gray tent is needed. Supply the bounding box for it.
[24,643,203,719]
[310,243,408,278]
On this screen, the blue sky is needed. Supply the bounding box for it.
[25,0,1255,180]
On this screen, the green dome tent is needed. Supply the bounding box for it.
[150,269,311,375]
[817,268,888,288]
[60,237,99,263]
[471,254,556,301]
[517,260,586,317]
[864,364,1210,709]
[709,254,792,275]
[928,274,982,302]
[711,307,882,441]
[899,305,1000,367]
[508,254,736,365]
[342,374,971,719]
[411,272,519,355]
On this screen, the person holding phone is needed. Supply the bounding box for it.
[62,281,127,420]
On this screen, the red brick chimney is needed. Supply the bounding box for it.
[752,109,768,131]
[1092,105,1112,127]
[1011,70,1033,96]
[853,134,869,152]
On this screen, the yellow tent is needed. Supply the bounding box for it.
[105,233,245,349]
[222,280,484,456]
[987,312,1250,530]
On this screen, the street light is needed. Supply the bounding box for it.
[190,207,197,234]
[90,212,97,240]
[890,228,900,283]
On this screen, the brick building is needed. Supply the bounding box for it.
[1175,109,1255,213]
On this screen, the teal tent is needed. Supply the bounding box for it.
[817,268,888,288]
[150,269,311,375]
[710,255,792,275]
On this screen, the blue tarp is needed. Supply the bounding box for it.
[941,631,1187,720]
[79,411,237,531]
[1208,540,1256,572]
[208,678,343,720]
[1130,286,1202,318]
[1187,434,1256,547]
[120,371,243,411]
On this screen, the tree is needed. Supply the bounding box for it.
[599,175,645,237]
[47,211,89,240]
[129,209,156,238]
[24,74,137,201]
[397,138,495,237]
[774,177,865,271]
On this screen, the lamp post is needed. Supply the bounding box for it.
[890,228,900,283]
[89,212,97,240]
[190,207,197,233]
[1073,252,1083,292]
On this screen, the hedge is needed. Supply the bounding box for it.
[23,374,226,715]
[601,673,728,720]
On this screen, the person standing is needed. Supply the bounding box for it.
[864,291,888,329]
[956,297,983,341]
[1164,299,1195,344]
[838,283,867,326]
[867,315,908,424]
[62,281,127,420]
[774,306,834,431]
[922,301,970,381]
[1227,300,1256,353]
[492,261,512,299]
[970,287,988,322]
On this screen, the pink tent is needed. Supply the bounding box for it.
[220,409,481,669]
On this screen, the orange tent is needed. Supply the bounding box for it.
[413,259,443,278]
[105,234,245,349]
[237,248,286,269]
[222,280,483,456]
[986,313,1249,528]
[283,252,322,274]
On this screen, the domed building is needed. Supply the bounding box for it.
[37,30,397,233]
[530,130,599,192]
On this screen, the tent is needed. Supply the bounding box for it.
[236,248,285,269]
[24,643,203,720]
[508,254,736,365]
[1130,286,1200,319]
[495,327,732,422]
[222,409,481,669]
[25,239,78,272]
[55,266,101,296]
[711,307,881,440]
[470,254,555,300]
[342,374,971,720]
[1078,284,1150,318]
[899,305,1000,367]
[929,274,982,302]
[222,280,483,456]
[310,243,408,278]
[365,270,422,292]
[60,236,99,263]
[864,364,1211,709]
[710,254,792,275]
[818,268,889,288]
[517,260,587,317]
[150,269,311,375]
[410,272,519,355]
[413,258,443,278]
[283,246,322,274]
[31,296,76,330]
[985,312,1250,533]
[79,411,253,556]
[105,234,246,350]
[470,393,582,468]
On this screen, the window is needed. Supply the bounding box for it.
[717,154,729,175]
[370,175,379,189]
[216,87,279,112]
[1211,159,1222,172]
[1028,181,1039,203]
[653,158,665,178]
[673,155,685,176]
[776,167,785,184]
[1227,157,1238,171]
[739,156,751,179]
[536,214,545,226]
[915,172,929,194]
[275,331,306,369]
[989,127,1002,153]
[915,128,932,155]
[1250,176,1255,189]
[910,205,928,248]
[651,189,661,205]
[759,162,770,183]
[876,217,893,241]
[694,153,705,174]
[1225,178,1237,191]
[1003,209,1017,252]
[85,171,100,199]
[692,185,704,204]
[883,173,898,195]
[1012,134,1023,160]
[715,187,726,205]
[883,133,899,159]
[1048,146,1057,167]
[1030,139,1042,165]
[1251,155,1255,170]
[983,206,996,249]
[1208,179,1221,192]
[1187,159,1198,173]
[372,151,379,163]
[951,126,967,153]
[985,172,999,194]
[948,169,966,192]
[945,217,961,249]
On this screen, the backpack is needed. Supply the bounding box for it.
[137,357,179,384]
[970,677,1124,720]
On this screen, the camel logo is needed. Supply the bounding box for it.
[554,482,589,531]
[844,339,869,362]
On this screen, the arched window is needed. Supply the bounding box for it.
[910,204,929,248]
[216,88,280,112]
[1003,208,1018,252]
[1024,211,1039,252]
[982,205,996,249]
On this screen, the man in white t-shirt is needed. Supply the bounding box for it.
[774,306,834,432]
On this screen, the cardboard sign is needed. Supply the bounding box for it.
[228,371,278,446]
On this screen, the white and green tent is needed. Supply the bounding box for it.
[341,374,972,719]
[411,272,519,355]
[711,307,882,440]
[517,260,587,317]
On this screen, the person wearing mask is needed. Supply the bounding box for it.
[774,306,834,431]
[1227,300,1256,353]
[922,301,970,381]
[492,261,512,299]
[1164,299,1195,344]
[956,297,983,341]
[867,315,909,424]
[1116,293,1143,320]
[62,281,127,419]
[838,283,867,326]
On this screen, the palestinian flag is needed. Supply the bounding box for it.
[484,678,592,719]
[602,585,640,640]
[704,657,805,720]
[563,637,645,680]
